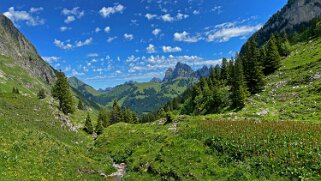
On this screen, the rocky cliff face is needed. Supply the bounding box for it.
[255,0,321,44]
[162,62,211,82]
[0,14,56,84]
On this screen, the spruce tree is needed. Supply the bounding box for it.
[221,58,229,81]
[77,100,84,110]
[110,100,122,124]
[84,113,93,134]
[265,34,282,74]
[52,72,74,114]
[242,38,265,94]
[214,64,221,81]
[95,118,104,135]
[98,108,109,127]
[230,58,249,108]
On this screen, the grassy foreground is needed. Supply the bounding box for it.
[93,116,321,180]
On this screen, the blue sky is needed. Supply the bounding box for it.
[1,0,287,89]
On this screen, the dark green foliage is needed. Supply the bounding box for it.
[95,117,104,135]
[37,89,46,99]
[97,108,109,127]
[242,38,265,94]
[110,100,122,124]
[12,87,19,94]
[264,34,282,74]
[230,58,249,108]
[52,72,74,114]
[221,58,229,81]
[77,100,84,110]
[83,113,93,134]
[276,32,290,57]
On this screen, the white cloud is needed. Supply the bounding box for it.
[64,16,75,23]
[152,28,161,36]
[61,7,84,23]
[176,13,189,20]
[87,53,99,57]
[72,69,85,76]
[146,44,156,53]
[161,14,174,22]
[115,70,122,74]
[3,7,45,26]
[124,33,134,41]
[193,10,200,15]
[206,24,262,42]
[174,31,200,43]
[29,7,43,13]
[107,36,117,43]
[60,26,71,32]
[162,46,182,53]
[145,13,157,20]
[54,38,93,50]
[104,26,111,33]
[54,39,73,50]
[42,56,60,63]
[62,7,84,18]
[212,6,223,14]
[99,4,125,18]
[75,38,93,47]
[95,27,101,33]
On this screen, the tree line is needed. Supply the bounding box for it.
[143,32,290,122]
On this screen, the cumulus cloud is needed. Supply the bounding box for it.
[145,13,157,20]
[127,55,221,73]
[54,38,93,50]
[124,33,134,41]
[104,26,111,33]
[174,31,200,43]
[99,4,125,18]
[75,38,93,47]
[29,7,44,13]
[107,36,117,43]
[61,7,84,23]
[42,56,60,63]
[95,27,101,33]
[3,7,45,26]
[152,28,161,36]
[54,39,73,50]
[162,46,182,53]
[146,44,156,53]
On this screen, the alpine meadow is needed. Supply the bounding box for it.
[1,0,321,180]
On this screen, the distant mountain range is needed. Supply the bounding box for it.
[68,61,209,114]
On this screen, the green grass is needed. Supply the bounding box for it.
[0,93,114,180]
[234,36,321,122]
[93,116,321,180]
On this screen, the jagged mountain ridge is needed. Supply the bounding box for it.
[251,0,321,45]
[0,14,56,84]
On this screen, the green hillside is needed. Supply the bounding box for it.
[69,77,197,114]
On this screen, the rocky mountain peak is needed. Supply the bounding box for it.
[0,14,56,84]
[150,77,162,83]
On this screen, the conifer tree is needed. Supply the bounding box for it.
[95,118,104,135]
[84,113,93,134]
[52,71,74,114]
[230,58,249,108]
[221,58,229,81]
[214,64,221,81]
[98,108,109,127]
[275,33,290,57]
[265,34,282,74]
[77,100,84,110]
[12,87,19,94]
[242,38,265,94]
[110,100,122,124]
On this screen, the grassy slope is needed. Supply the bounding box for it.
[92,36,321,180]
[0,55,114,180]
[236,37,321,122]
